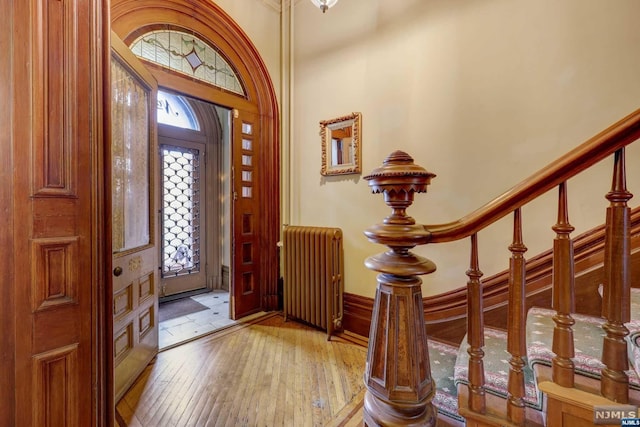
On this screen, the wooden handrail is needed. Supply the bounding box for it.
[424,109,640,243]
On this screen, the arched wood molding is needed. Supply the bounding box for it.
[343,205,640,344]
[110,0,281,310]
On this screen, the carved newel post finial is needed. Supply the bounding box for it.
[362,151,438,426]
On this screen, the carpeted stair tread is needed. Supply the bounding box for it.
[526,306,640,388]
[455,327,543,410]
[428,339,464,422]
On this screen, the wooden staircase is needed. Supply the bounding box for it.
[360,109,640,426]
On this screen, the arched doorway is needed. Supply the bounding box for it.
[155,90,227,300]
[108,0,280,418]
[111,0,280,316]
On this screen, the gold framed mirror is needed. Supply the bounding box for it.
[320,112,362,176]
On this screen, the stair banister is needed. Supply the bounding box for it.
[421,109,640,243]
[363,109,640,425]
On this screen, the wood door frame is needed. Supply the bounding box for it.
[110,0,280,306]
[0,1,281,425]
[105,0,280,422]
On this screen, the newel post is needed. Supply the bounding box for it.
[362,151,437,426]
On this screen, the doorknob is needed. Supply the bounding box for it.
[113,266,123,277]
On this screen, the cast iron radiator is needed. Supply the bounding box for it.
[282,225,344,339]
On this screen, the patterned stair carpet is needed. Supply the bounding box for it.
[455,327,542,410]
[428,339,464,422]
[430,290,640,425]
[527,287,640,392]
[527,306,640,391]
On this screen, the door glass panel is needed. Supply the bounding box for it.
[161,145,201,278]
[111,59,151,252]
[157,90,200,130]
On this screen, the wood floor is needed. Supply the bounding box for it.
[116,312,367,427]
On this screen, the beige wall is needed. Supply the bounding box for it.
[212,0,283,103]
[291,0,640,297]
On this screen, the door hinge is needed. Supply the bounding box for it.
[233,108,239,119]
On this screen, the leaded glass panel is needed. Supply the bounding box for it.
[130,30,245,96]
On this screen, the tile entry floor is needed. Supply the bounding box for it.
[158,289,237,350]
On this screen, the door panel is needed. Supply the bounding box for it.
[232,110,262,318]
[110,33,159,402]
[159,135,207,297]
[11,0,96,425]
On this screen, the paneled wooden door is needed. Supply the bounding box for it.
[8,0,99,425]
[110,34,159,402]
[232,110,262,318]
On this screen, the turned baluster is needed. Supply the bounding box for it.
[466,233,486,413]
[551,182,576,387]
[362,151,437,426]
[507,208,527,425]
[601,148,632,403]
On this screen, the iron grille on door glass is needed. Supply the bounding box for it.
[161,145,201,277]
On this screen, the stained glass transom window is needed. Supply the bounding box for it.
[130,30,245,96]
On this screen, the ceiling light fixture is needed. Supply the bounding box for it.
[311,0,338,13]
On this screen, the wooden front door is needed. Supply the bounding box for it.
[231,110,262,318]
[110,34,159,402]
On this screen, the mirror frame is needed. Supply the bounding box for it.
[320,112,362,176]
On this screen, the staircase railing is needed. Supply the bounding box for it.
[362,108,640,426]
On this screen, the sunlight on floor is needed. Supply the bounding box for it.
[158,289,237,350]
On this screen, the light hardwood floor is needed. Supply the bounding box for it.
[116,312,367,426]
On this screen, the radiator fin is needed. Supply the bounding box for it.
[283,226,344,339]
